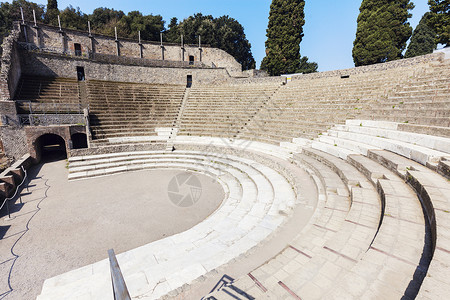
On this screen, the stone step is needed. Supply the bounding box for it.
[229,149,381,299]
[304,149,426,299]
[40,150,297,299]
[321,122,449,166]
[365,149,450,299]
[335,122,450,154]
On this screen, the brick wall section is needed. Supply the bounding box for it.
[21,51,231,85]
[0,100,27,161]
[0,127,27,160]
[0,25,21,101]
[21,22,243,77]
[291,52,444,81]
[25,126,72,162]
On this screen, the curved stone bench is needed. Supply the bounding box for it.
[366,149,450,299]
[315,120,450,166]
[220,148,381,299]
[38,150,298,299]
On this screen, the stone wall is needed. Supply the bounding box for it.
[0,24,21,101]
[291,52,444,81]
[20,22,243,77]
[0,126,28,161]
[230,76,286,85]
[21,51,231,85]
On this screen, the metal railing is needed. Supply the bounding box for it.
[16,101,83,114]
[18,114,85,126]
[0,166,28,219]
[16,101,85,126]
[108,249,131,300]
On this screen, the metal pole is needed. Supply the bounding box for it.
[88,21,91,35]
[20,7,25,24]
[58,15,61,30]
[33,10,37,27]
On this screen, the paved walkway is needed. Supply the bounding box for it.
[0,159,224,300]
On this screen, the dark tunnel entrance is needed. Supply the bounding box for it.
[71,133,88,149]
[35,134,67,163]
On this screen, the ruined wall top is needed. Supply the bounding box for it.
[15,21,243,76]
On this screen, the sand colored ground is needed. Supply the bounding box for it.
[0,158,224,300]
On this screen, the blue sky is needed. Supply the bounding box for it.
[17,0,430,71]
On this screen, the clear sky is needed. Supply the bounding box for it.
[14,0,431,71]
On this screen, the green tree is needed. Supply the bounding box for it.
[405,12,437,58]
[89,7,125,36]
[261,0,306,76]
[164,17,179,43]
[173,13,255,70]
[353,0,414,66]
[44,0,58,26]
[427,0,449,46]
[59,5,88,31]
[0,0,45,58]
[117,11,165,41]
[298,56,318,73]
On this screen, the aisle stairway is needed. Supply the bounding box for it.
[86,80,185,142]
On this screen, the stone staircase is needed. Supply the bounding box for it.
[14,75,82,113]
[178,82,282,139]
[86,80,185,142]
[166,87,190,151]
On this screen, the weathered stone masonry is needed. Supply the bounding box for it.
[20,21,243,77]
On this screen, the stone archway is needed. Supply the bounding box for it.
[26,126,70,163]
[33,133,67,163]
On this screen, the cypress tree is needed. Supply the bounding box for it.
[427,0,449,46]
[261,0,306,76]
[44,0,59,25]
[405,13,437,58]
[353,0,414,66]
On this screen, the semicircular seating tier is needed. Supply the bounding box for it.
[32,54,450,299]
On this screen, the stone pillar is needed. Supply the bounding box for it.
[116,41,120,56]
[198,36,202,62]
[160,33,164,60]
[33,25,40,49]
[20,24,28,44]
[90,36,95,56]
[59,31,66,54]
[181,35,185,61]
[138,31,143,58]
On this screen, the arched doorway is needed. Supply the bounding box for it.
[71,133,88,149]
[34,134,67,163]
